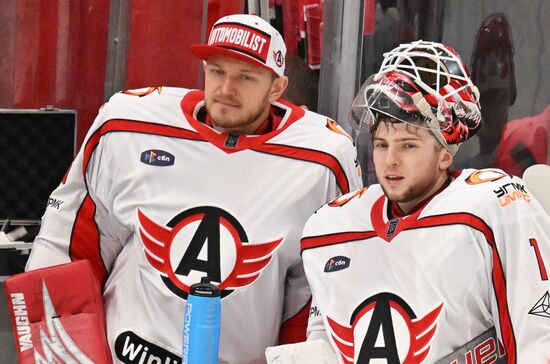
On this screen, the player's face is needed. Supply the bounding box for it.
[373,122,453,213]
[204,55,288,134]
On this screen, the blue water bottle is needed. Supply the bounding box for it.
[182,276,221,364]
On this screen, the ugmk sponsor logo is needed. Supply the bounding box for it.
[140,149,175,166]
[493,182,530,207]
[138,206,284,298]
[324,256,350,272]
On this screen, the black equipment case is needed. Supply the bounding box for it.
[0,107,77,274]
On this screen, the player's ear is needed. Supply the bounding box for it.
[269,76,289,102]
[439,148,454,170]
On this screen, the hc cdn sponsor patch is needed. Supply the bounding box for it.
[140,149,175,166]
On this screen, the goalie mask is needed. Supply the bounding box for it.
[348,40,483,154]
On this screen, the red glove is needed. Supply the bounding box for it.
[4,260,112,363]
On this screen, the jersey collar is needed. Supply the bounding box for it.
[372,175,454,241]
[181,90,305,153]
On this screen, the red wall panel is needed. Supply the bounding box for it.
[281,0,300,56]
[125,0,244,91]
[0,0,110,148]
[1,0,245,146]
[0,0,17,107]
[205,0,245,43]
[125,1,203,90]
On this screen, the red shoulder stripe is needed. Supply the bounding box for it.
[253,143,351,194]
[301,231,377,252]
[82,119,203,173]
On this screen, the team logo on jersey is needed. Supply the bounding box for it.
[326,293,443,364]
[137,207,284,298]
[528,291,550,319]
[465,169,508,185]
[324,256,350,272]
[140,150,175,166]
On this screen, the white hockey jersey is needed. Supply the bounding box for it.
[302,169,550,363]
[26,87,362,363]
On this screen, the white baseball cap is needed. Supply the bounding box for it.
[190,14,286,77]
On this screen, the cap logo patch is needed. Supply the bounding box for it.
[208,23,271,63]
[273,50,285,67]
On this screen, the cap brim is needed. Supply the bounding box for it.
[190,44,277,75]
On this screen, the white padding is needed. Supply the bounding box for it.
[265,339,338,364]
[523,164,550,216]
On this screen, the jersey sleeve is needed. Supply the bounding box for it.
[301,204,344,360]
[487,174,550,361]
[306,294,330,342]
[25,99,131,286]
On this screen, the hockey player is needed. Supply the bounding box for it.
[23,14,361,363]
[301,41,550,363]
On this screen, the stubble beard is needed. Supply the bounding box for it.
[206,94,270,133]
[380,173,438,207]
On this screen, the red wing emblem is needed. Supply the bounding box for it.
[219,236,282,290]
[403,303,443,363]
[326,316,355,364]
[327,294,443,363]
[137,208,284,296]
[137,209,173,277]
